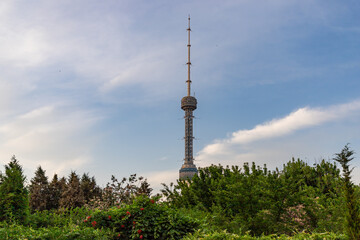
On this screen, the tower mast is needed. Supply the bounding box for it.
[186,16,191,96]
[179,16,198,180]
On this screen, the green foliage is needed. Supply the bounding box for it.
[4,195,197,239]
[27,207,93,229]
[0,221,112,240]
[162,159,344,236]
[0,205,346,240]
[47,174,66,210]
[80,173,102,204]
[183,231,347,240]
[0,151,354,238]
[0,156,29,223]
[84,195,198,239]
[334,144,360,240]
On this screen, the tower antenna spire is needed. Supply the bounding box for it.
[186,15,191,96]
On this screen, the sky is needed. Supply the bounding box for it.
[1,0,360,192]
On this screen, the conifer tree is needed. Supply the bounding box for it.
[80,173,101,204]
[48,174,67,210]
[334,144,360,240]
[0,156,29,223]
[48,174,60,209]
[29,166,49,211]
[60,171,84,209]
[91,176,102,199]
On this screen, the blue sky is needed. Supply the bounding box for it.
[1,0,360,191]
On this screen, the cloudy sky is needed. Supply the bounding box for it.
[1,0,360,191]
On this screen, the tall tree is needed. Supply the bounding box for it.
[48,174,67,210]
[80,173,101,204]
[334,144,360,240]
[29,166,49,211]
[0,156,29,223]
[59,171,84,209]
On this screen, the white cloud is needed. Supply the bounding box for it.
[0,105,101,178]
[0,0,341,106]
[101,46,179,91]
[0,1,50,68]
[0,28,49,68]
[18,106,54,120]
[197,99,360,167]
[144,169,178,194]
[39,155,91,177]
[0,0,186,107]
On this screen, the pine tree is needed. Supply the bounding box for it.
[334,144,360,240]
[48,174,67,210]
[59,171,84,209]
[80,173,101,204]
[29,166,49,211]
[0,156,29,223]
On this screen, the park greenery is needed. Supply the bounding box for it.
[0,145,358,239]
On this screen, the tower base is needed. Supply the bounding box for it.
[179,164,198,180]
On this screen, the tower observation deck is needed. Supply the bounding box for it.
[179,16,198,180]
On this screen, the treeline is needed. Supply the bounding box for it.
[162,146,360,237]
[0,156,152,223]
[0,156,197,239]
[0,145,359,239]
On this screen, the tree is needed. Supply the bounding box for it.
[334,144,360,240]
[80,173,101,204]
[0,156,29,223]
[29,166,49,211]
[162,159,344,236]
[48,174,67,210]
[59,171,84,209]
[87,174,153,210]
[105,174,152,205]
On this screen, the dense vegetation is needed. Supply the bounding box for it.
[0,145,358,239]
[162,159,345,235]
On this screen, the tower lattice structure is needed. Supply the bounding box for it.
[179,16,198,180]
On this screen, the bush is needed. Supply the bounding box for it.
[183,231,347,240]
[82,195,199,239]
[0,222,111,240]
[162,160,344,236]
[27,207,93,228]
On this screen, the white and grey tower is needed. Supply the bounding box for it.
[179,17,198,180]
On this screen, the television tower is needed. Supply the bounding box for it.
[179,16,198,180]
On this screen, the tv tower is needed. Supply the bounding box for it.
[179,16,198,180]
